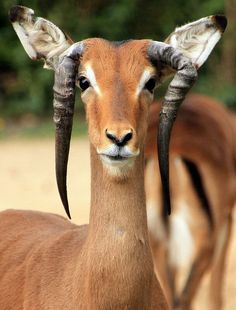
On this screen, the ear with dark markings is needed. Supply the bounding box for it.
[148,15,227,216]
[9,5,73,70]
[158,15,227,81]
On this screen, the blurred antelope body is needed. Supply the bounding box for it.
[0,5,226,309]
[145,94,236,309]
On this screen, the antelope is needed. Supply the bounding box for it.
[145,94,236,310]
[0,5,226,309]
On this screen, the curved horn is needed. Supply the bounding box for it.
[148,42,197,216]
[53,43,84,219]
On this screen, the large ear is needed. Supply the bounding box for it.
[160,15,227,80]
[9,6,73,70]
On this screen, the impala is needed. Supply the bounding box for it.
[0,5,226,309]
[145,94,236,309]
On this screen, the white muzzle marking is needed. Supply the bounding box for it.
[97,144,139,172]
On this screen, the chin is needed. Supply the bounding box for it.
[100,155,135,178]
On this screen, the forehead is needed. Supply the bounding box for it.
[79,39,155,80]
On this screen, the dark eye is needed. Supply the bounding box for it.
[78,76,90,92]
[144,78,156,93]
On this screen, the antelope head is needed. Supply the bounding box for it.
[9,6,227,218]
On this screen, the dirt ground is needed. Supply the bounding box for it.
[0,138,235,309]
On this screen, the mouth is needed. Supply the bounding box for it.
[100,154,133,167]
[97,145,140,168]
[105,154,127,161]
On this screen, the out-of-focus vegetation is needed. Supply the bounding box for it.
[0,0,236,124]
[0,116,87,139]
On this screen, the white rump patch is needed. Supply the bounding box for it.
[168,202,194,269]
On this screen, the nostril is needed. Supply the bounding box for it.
[105,129,133,147]
[121,131,133,145]
[105,130,118,144]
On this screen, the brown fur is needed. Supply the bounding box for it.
[7,6,227,307]
[145,94,236,309]
[0,39,168,309]
[81,39,154,154]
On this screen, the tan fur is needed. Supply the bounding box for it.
[0,39,168,309]
[81,39,154,156]
[145,94,236,310]
[5,6,226,308]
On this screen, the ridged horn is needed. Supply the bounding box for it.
[148,42,198,216]
[53,43,84,219]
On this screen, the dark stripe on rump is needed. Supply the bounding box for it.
[183,158,214,228]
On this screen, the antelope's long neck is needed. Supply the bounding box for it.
[83,144,154,308]
[89,144,149,238]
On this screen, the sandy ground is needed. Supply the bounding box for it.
[0,138,235,309]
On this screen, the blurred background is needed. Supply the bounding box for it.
[0,0,236,137]
[0,1,235,309]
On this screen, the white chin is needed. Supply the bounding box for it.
[100,155,135,175]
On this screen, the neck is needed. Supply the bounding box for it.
[83,144,154,308]
[89,144,149,238]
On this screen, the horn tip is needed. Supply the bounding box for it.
[58,188,72,219]
[64,204,71,220]
[62,198,71,219]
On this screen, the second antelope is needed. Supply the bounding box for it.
[145,94,236,310]
[0,5,226,309]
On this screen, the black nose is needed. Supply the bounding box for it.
[105,130,133,147]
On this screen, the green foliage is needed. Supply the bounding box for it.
[0,116,87,140]
[0,0,235,120]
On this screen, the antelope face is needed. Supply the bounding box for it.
[78,39,156,171]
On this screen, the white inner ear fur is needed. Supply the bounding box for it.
[167,16,222,68]
[12,21,37,59]
[30,18,70,60]
[12,10,71,69]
